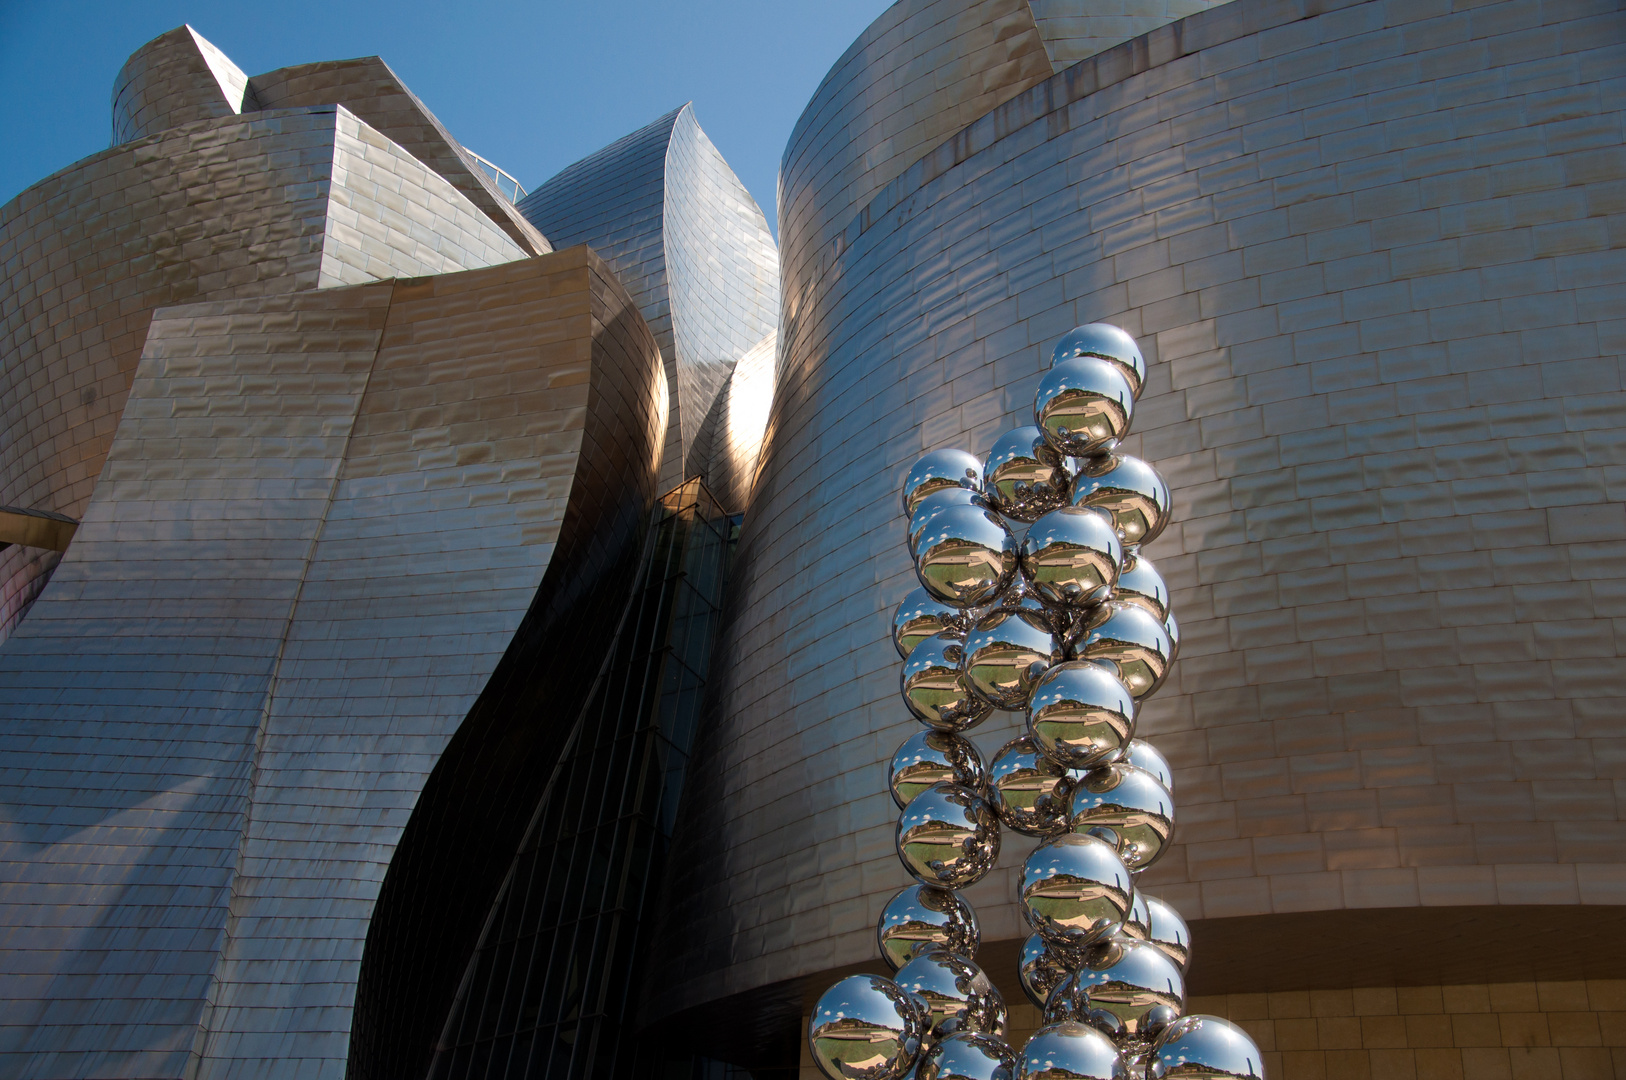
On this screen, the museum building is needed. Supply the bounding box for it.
[0,0,1623,1078]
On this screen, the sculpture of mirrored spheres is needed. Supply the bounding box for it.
[896,782,1001,888]
[878,884,981,971]
[810,974,926,1080]
[812,325,1264,1080]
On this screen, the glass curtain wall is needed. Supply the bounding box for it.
[430,480,742,1080]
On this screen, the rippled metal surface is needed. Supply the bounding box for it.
[896,782,1001,888]
[878,884,981,970]
[1070,763,1176,872]
[894,948,1008,1040]
[809,974,927,1080]
[891,730,987,809]
[1020,833,1132,949]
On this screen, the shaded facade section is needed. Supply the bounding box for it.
[0,102,525,642]
[659,0,1626,1050]
[519,106,779,507]
[0,247,666,1079]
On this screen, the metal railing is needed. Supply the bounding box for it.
[466,149,527,203]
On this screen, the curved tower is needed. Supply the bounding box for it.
[655,0,1626,1074]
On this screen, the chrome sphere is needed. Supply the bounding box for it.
[988,736,1073,837]
[1067,603,1173,700]
[1034,357,1135,458]
[904,449,985,518]
[985,426,1073,522]
[1071,455,1171,546]
[903,632,994,732]
[1120,890,1152,943]
[998,575,1060,626]
[1020,833,1133,949]
[1045,937,1185,1045]
[1111,552,1169,621]
[809,974,927,1080]
[895,947,1008,1040]
[1051,323,1146,400]
[963,608,1062,710]
[895,588,968,660]
[1016,1020,1124,1080]
[918,1032,1017,1080]
[1019,933,1083,1010]
[1070,763,1175,873]
[897,782,1001,888]
[909,487,994,557]
[1163,611,1180,660]
[878,884,982,971]
[915,504,1018,609]
[1149,1016,1264,1080]
[1020,506,1123,610]
[1116,738,1173,793]
[1143,895,1191,973]
[892,730,987,810]
[1028,661,1137,769]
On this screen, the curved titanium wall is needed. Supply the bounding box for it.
[657,0,1626,1035]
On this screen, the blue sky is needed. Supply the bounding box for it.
[0,0,891,235]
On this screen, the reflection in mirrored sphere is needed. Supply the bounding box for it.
[1021,506,1122,610]
[1070,763,1176,873]
[1111,552,1169,621]
[897,782,1001,888]
[985,426,1073,523]
[896,588,968,659]
[999,575,1061,628]
[963,608,1062,710]
[1115,739,1173,793]
[1143,895,1191,973]
[1149,1016,1264,1080]
[1163,612,1180,660]
[909,487,995,557]
[1028,661,1137,769]
[904,449,986,518]
[1020,833,1133,950]
[1068,603,1173,700]
[1019,932,1082,1010]
[988,736,1073,837]
[903,632,994,732]
[1120,891,1152,943]
[916,1031,1017,1080]
[1052,323,1147,400]
[878,884,982,971]
[1016,1020,1124,1080]
[809,974,927,1080]
[1034,358,1135,459]
[1072,455,1171,546]
[892,730,987,810]
[1045,936,1185,1045]
[895,948,1008,1040]
[916,505,1018,608]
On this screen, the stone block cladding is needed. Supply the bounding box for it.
[0,247,666,1078]
[655,0,1626,1043]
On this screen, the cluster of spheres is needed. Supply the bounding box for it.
[808,326,1265,1080]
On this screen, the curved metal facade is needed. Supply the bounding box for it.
[519,105,780,507]
[655,0,1626,1057]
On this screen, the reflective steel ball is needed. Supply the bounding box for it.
[1143,895,1190,973]
[895,588,968,660]
[1020,506,1123,610]
[892,730,986,810]
[809,974,927,1080]
[903,632,995,732]
[1015,1020,1123,1080]
[1121,890,1152,943]
[1067,603,1173,700]
[894,947,1008,1040]
[984,426,1073,523]
[1034,357,1135,458]
[998,575,1060,625]
[1028,661,1137,769]
[909,487,995,557]
[1044,936,1185,1046]
[1163,611,1180,660]
[904,449,985,518]
[963,608,1062,710]
[897,782,1002,888]
[1051,323,1147,400]
[1070,763,1175,873]
[1149,1016,1264,1080]
[1020,833,1133,950]
[1116,738,1173,793]
[917,1032,1017,1080]
[915,504,1018,609]
[1111,552,1169,621]
[878,884,982,971]
[1019,933,1082,1011]
[1071,455,1171,546]
[988,736,1073,837]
